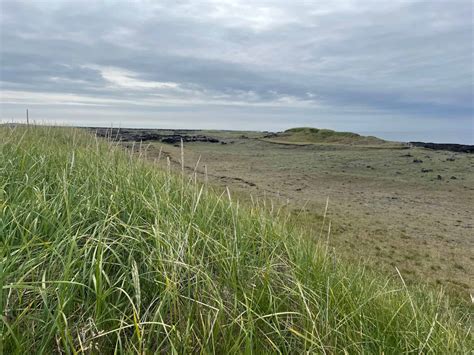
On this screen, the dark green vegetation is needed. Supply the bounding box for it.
[263,127,390,145]
[1,126,472,353]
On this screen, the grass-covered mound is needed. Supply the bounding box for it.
[1,126,471,353]
[267,127,388,145]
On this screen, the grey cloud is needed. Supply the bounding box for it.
[0,0,472,142]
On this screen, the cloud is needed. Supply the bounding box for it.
[94,66,180,91]
[0,0,472,142]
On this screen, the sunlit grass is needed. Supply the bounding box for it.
[1,125,471,353]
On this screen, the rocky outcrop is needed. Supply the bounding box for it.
[91,128,220,144]
[409,142,474,153]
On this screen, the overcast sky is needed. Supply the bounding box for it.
[1,0,473,142]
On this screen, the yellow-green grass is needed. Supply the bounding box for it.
[1,126,471,353]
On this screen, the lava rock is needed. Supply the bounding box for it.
[410,142,474,154]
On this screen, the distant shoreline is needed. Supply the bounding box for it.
[2,122,473,152]
[86,126,474,154]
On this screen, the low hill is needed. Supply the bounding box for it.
[264,127,390,145]
[1,126,470,353]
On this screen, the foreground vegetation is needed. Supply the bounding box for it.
[1,126,471,353]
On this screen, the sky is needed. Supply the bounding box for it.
[1,0,473,143]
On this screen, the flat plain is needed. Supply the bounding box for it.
[109,127,474,299]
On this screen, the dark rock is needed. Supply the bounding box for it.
[90,127,221,144]
[437,175,443,180]
[413,159,423,163]
[421,168,433,173]
[162,135,219,144]
[450,176,457,180]
[161,136,181,144]
[410,142,474,154]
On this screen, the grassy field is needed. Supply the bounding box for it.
[121,128,474,301]
[1,125,472,353]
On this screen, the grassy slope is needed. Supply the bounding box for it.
[1,126,471,353]
[265,127,391,145]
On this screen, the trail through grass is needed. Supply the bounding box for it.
[1,126,471,353]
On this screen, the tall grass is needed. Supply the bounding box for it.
[1,126,471,353]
